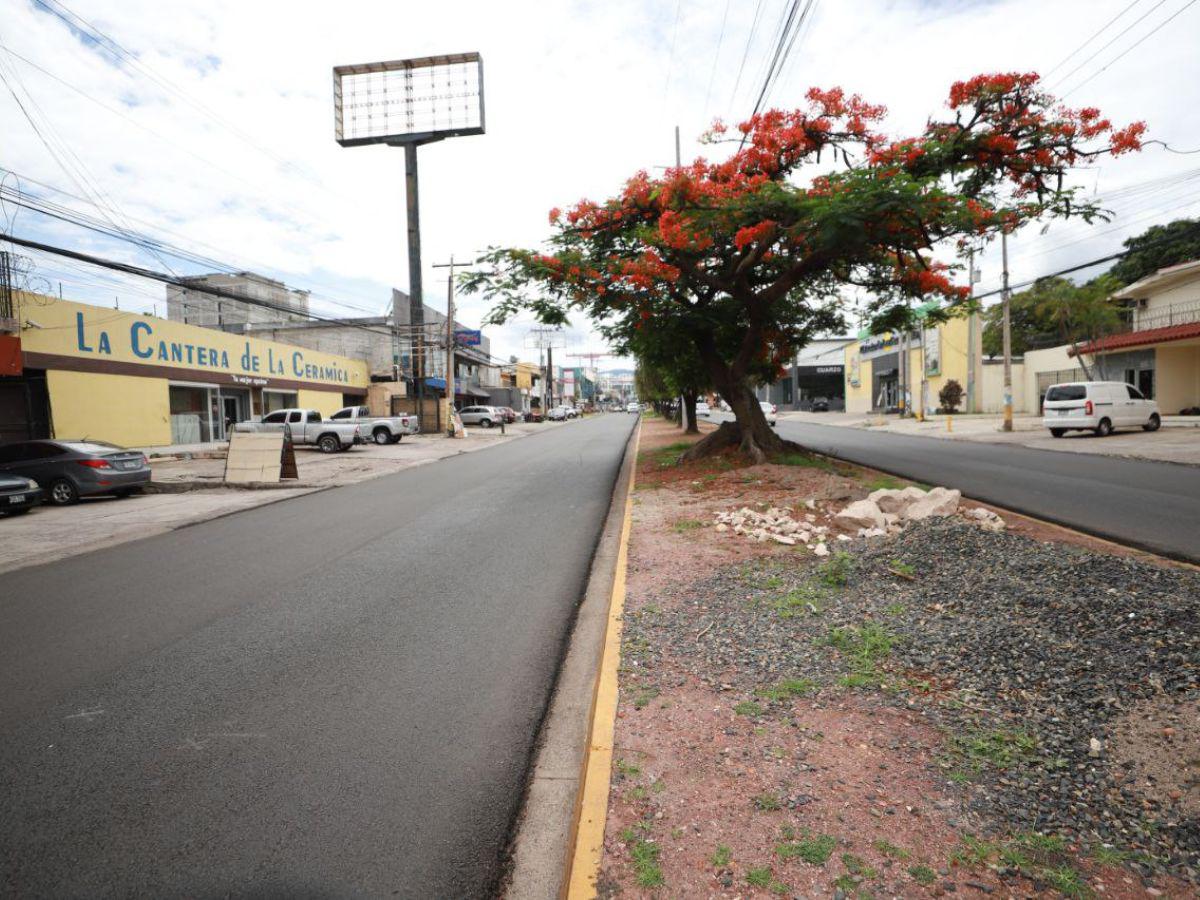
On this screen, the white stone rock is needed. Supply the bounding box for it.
[882,512,900,527]
[834,499,886,530]
[770,533,796,545]
[813,543,829,556]
[715,523,729,533]
[902,487,961,521]
[836,534,851,542]
[869,486,927,515]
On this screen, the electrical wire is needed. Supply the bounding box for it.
[1043,0,1143,78]
[1046,0,1172,91]
[702,0,733,115]
[728,0,768,112]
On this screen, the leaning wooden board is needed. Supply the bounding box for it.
[224,431,284,484]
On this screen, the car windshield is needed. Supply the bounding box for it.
[1045,385,1086,402]
[60,441,123,454]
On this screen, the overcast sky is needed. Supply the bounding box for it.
[2,0,1198,366]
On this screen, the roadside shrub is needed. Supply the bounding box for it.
[939,379,964,414]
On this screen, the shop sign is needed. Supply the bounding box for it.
[73,312,356,385]
[859,332,901,360]
[815,365,842,374]
[923,327,941,377]
[848,354,861,387]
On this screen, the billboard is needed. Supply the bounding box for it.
[333,53,485,147]
[454,329,482,347]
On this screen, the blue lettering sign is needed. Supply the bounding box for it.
[75,312,93,353]
[130,320,153,359]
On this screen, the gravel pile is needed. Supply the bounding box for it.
[625,519,1200,880]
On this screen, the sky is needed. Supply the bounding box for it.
[1,0,1198,367]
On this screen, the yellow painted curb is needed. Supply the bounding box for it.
[565,422,640,899]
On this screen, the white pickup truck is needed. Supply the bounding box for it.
[233,408,364,453]
[328,405,420,444]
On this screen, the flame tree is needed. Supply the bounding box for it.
[464,74,1143,461]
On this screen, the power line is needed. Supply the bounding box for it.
[1046,0,1171,91]
[1043,0,1142,78]
[661,0,685,111]
[728,0,768,112]
[1060,0,1199,99]
[702,0,734,115]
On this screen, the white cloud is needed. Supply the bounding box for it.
[1,0,1197,363]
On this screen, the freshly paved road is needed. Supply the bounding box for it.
[769,418,1200,562]
[0,414,636,898]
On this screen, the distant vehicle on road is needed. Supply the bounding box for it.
[626,402,641,414]
[459,406,503,428]
[0,439,150,505]
[496,406,518,424]
[547,406,570,421]
[235,409,363,453]
[760,401,778,426]
[1042,382,1160,438]
[696,400,711,417]
[328,405,419,444]
[0,472,42,515]
[810,397,830,412]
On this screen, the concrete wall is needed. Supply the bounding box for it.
[298,388,345,417]
[979,361,1027,414]
[1156,343,1200,412]
[1021,344,1077,413]
[844,348,873,413]
[47,370,171,447]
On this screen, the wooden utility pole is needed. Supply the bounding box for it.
[1001,232,1014,432]
[432,255,465,437]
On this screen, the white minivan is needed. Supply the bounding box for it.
[1041,381,1161,437]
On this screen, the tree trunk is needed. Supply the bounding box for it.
[681,380,797,464]
[683,390,699,434]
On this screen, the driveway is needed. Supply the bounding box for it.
[0,413,636,897]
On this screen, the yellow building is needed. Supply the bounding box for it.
[844,312,983,415]
[3,293,370,447]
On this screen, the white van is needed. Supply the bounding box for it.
[1041,381,1161,437]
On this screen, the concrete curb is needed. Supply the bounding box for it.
[504,421,640,900]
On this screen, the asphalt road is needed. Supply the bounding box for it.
[0,414,636,898]
[765,417,1200,562]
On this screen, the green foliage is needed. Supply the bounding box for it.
[735,701,765,717]
[745,865,773,888]
[755,677,819,700]
[841,853,877,879]
[938,378,964,413]
[776,832,837,865]
[982,275,1122,359]
[873,839,910,860]
[771,582,827,617]
[865,474,905,491]
[823,623,896,686]
[775,452,836,471]
[1109,218,1200,285]
[948,728,1037,771]
[628,838,665,887]
[711,844,732,867]
[817,550,855,587]
[908,864,937,885]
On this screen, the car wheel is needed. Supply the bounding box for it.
[373,428,391,445]
[1050,428,1065,438]
[480,418,492,428]
[1094,418,1113,437]
[1143,413,1161,432]
[48,478,79,505]
[391,434,403,443]
[318,434,340,453]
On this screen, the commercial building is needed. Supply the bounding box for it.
[1,293,368,447]
[844,312,984,414]
[756,338,856,410]
[167,271,311,331]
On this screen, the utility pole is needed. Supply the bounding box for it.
[1001,232,1014,432]
[897,311,908,417]
[966,248,977,413]
[432,255,463,437]
[546,344,555,410]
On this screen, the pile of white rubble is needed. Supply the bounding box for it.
[712,503,844,556]
[834,485,1005,537]
[712,486,1005,550]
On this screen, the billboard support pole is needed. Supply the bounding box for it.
[404,143,427,426]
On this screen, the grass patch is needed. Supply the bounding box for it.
[873,839,910,860]
[755,677,819,701]
[1090,846,1133,866]
[734,701,765,717]
[628,838,664,888]
[771,582,827,618]
[841,853,877,879]
[651,779,666,794]
[626,785,648,801]
[816,550,855,587]
[890,559,915,577]
[866,474,906,491]
[823,623,896,688]
[1041,865,1090,898]
[632,687,660,710]
[614,758,640,779]
[776,832,837,865]
[883,602,907,617]
[908,864,937,885]
[775,451,836,471]
[752,793,783,811]
[710,844,732,867]
[948,728,1037,771]
[671,518,704,533]
[745,865,772,887]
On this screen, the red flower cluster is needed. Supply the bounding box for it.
[657,210,713,252]
[734,220,777,251]
[948,72,1041,109]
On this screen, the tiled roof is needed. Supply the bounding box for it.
[1073,321,1200,355]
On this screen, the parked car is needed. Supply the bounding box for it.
[525,409,545,423]
[760,401,778,426]
[1042,381,1160,437]
[626,401,641,414]
[496,406,518,424]
[328,405,419,444]
[0,472,43,515]
[0,439,151,505]
[810,397,830,412]
[696,400,711,417]
[235,409,363,453]
[547,406,570,421]
[458,406,503,428]
[565,406,580,419]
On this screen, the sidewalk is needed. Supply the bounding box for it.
[0,419,572,575]
[777,410,1200,466]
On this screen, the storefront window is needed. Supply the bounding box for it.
[263,391,298,414]
[169,385,212,444]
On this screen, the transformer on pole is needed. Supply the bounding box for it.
[333,52,485,431]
